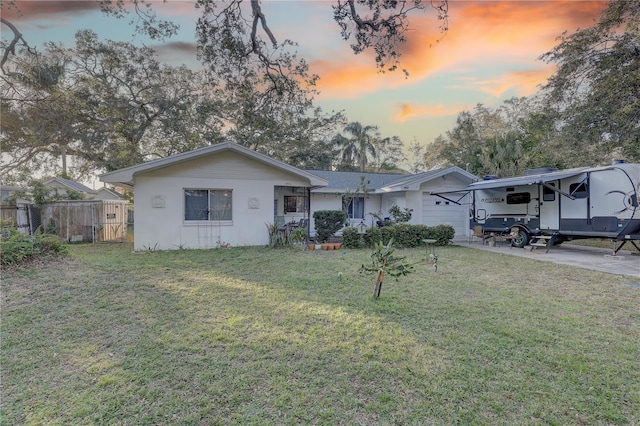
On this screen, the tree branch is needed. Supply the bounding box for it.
[0,17,37,75]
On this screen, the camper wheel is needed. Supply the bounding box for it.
[510,227,530,248]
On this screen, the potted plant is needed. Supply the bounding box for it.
[290,226,307,247]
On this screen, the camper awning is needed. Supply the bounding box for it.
[431,167,590,201]
[467,168,589,191]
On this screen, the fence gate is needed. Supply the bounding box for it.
[0,203,31,234]
[94,200,129,243]
[41,200,129,243]
[28,204,41,234]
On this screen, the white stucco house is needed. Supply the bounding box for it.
[100,142,328,250]
[100,141,477,250]
[308,167,477,238]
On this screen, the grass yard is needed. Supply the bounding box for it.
[2,243,639,425]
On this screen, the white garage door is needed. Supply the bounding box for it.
[422,192,468,238]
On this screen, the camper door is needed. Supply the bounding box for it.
[539,181,560,230]
[560,174,589,225]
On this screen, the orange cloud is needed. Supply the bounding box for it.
[313,0,606,99]
[392,102,467,122]
[449,65,557,98]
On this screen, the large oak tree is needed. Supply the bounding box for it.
[540,0,640,164]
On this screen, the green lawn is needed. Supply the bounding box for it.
[2,243,639,425]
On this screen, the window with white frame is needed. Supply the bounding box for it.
[347,196,365,219]
[184,189,232,221]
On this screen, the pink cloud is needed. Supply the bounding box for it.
[3,1,101,21]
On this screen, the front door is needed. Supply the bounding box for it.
[539,181,560,230]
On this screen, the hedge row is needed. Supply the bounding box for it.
[343,224,455,249]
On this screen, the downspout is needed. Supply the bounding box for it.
[306,187,311,239]
[66,201,70,242]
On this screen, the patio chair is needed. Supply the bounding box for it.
[469,225,486,245]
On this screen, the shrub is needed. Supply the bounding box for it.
[393,223,429,248]
[342,227,362,248]
[290,227,307,244]
[313,210,347,243]
[363,226,393,248]
[389,206,413,223]
[362,223,453,248]
[426,224,456,245]
[0,226,67,267]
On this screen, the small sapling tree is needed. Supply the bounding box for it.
[360,238,414,298]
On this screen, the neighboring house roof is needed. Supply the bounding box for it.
[95,187,125,200]
[43,177,96,195]
[100,141,329,189]
[379,166,478,192]
[0,185,24,202]
[307,170,409,193]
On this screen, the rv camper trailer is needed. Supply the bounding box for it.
[441,162,640,252]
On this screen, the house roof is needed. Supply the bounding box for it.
[100,142,329,189]
[43,177,96,194]
[379,166,478,192]
[307,166,478,194]
[0,185,23,192]
[306,170,409,193]
[96,187,125,199]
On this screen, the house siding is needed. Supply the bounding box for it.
[144,151,308,183]
[419,176,472,238]
[133,151,311,250]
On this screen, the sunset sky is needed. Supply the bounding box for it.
[3,0,608,162]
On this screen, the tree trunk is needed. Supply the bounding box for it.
[374,270,384,298]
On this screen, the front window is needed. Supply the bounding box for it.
[185,189,232,221]
[284,195,305,213]
[346,196,365,219]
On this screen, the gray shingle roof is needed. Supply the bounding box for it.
[44,177,96,194]
[306,170,409,192]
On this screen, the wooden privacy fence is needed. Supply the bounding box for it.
[41,200,129,243]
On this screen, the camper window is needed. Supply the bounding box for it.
[569,182,588,199]
[543,184,556,202]
[506,192,531,205]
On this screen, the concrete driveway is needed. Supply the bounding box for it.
[462,240,640,278]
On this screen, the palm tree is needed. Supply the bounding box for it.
[335,122,379,172]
